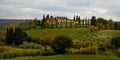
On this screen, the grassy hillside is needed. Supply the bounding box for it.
[26,28,90,40]
[1,28,120,60]
[26,28,120,46]
[3,54,120,60]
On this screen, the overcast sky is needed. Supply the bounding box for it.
[0,0,120,21]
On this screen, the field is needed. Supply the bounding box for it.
[1,28,120,60]
[26,28,120,46]
[3,54,120,60]
[26,28,91,40]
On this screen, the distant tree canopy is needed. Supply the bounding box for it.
[18,14,117,30]
[108,19,114,30]
[96,18,114,30]
[6,24,28,46]
[114,22,120,30]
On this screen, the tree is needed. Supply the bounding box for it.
[111,37,120,48]
[50,16,53,18]
[52,35,73,54]
[108,19,114,30]
[33,18,41,26]
[46,14,49,19]
[42,15,47,28]
[78,16,80,24]
[96,18,109,30]
[73,15,76,21]
[6,24,28,46]
[96,23,105,30]
[76,15,79,20]
[114,22,120,30]
[91,16,96,26]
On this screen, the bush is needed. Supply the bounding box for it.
[0,46,47,59]
[67,40,98,54]
[52,35,73,54]
[18,42,43,49]
[117,49,120,57]
[88,25,98,32]
[111,37,120,48]
[66,48,80,54]
[43,46,54,55]
[24,49,39,56]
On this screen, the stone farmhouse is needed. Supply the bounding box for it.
[46,16,86,25]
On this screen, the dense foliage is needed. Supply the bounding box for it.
[111,37,120,48]
[6,24,28,45]
[52,35,73,54]
[96,18,114,30]
[88,25,98,32]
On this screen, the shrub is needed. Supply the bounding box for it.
[67,40,98,54]
[88,25,98,32]
[72,40,83,49]
[24,49,39,56]
[52,35,73,54]
[0,46,46,59]
[43,46,54,55]
[18,42,43,49]
[66,48,80,54]
[111,37,120,48]
[117,49,120,57]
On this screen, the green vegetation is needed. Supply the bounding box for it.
[2,54,120,60]
[111,37,120,48]
[26,28,89,40]
[1,15,120,60]
[52,35,73,54]
[6,24,27,45]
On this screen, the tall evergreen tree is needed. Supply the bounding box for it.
[46,14,49,19]
[76,15,78,20]
[73,15,76,21]
[6,24,27,46]
[91,16,96,26]
[55,18,58,28]
[78,16,80,24]
[66,19,67,28]
[42,15,47,28]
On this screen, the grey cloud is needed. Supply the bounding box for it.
[0,0,120,21]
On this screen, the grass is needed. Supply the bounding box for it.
[3,54,120,60]
[26,28,120,45]
[26,28,90,40]
[1,28,120,60]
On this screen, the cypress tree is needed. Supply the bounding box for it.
[6,24,27,46]
[73,15,76,21]
[91,16,96,26]
[42,15,47,28]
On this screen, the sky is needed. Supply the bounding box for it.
[0,0,120,21]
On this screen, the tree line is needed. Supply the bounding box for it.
[18,14,120,30]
